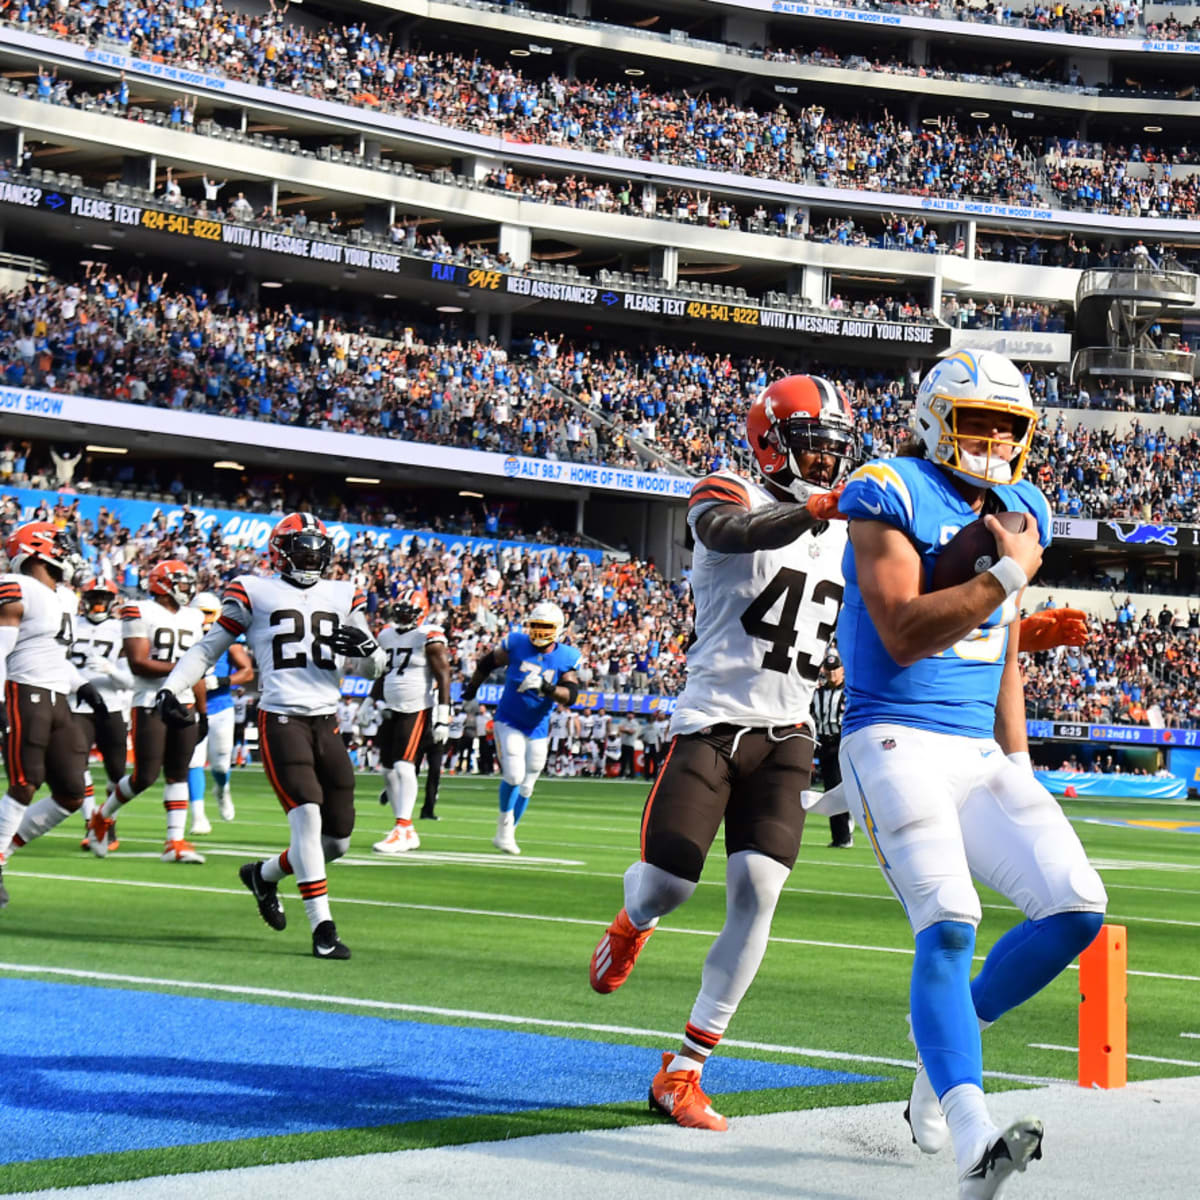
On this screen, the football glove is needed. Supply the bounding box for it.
[0,698,7,736]
[196,711,209,742]
[432,704,451,745]
[538,676,559,698]
[155,688,193,729]
[517,669,547,694]
[332,624,380,659]
[76,682,108,715]
[461,681,478,702]
[805,483,847,522]
[1018,608,1088,653]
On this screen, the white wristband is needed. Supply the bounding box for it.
[435,703,451,726]
[1007,751,1032,771]
[986,555,1028,598]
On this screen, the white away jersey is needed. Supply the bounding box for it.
[70,615,132,714]
[122,596,204,707]
[219,574,367,716]
[0,574,74,693]
[378,622,445,713]
[549,709,570,741]
[671,472,847,737]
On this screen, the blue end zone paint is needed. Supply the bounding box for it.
[0,980,880,1162]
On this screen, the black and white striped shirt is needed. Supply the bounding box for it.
[811,682,845,740]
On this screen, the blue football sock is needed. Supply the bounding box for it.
[211,768,230,792]
[513,792,529,825]
[971,910,1104,1023]
[187,766,206,805]
[911,921,982,1099]
[498,781,519,813]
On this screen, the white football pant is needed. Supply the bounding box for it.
[495,720,550,798]
[840,723,1107,935]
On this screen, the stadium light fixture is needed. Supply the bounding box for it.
[625,68,645,77]
[346,476,381,484]
[1144,124,1163,132]
[970,111,990,119]
[261,281,283,288]
[89,242,114,251]
[436,304,464,313]
[85,444,127,454]
[510,48,530,57]
[458,490,485,498]
[380,293,397,300]
[921,117,941,127]
[213,461,245,470]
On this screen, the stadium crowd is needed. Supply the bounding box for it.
[3,268,1198,512]
[1023,606,1200,728]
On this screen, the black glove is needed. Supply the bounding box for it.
[0,698,7,736]
[215,675,231,691]
[77,682,108,715]
[538,676,558,698]
[196,712,209,742]
[155,688,193,729]
[461,681,478,703]
[332,624,379,658]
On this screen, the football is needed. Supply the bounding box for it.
[928,510,1029,591]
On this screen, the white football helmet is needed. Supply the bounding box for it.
[527,601,565,648]
[913,350,1037,488]
[192,590,221,632]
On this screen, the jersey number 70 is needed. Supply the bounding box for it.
[740,567,843,680]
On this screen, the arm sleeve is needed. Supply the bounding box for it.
[1017,482,1054,548]
[838,461,915,530]
[686,473,752,534]
[163,624,237,697]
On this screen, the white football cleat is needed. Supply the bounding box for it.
[404,825,421,851]
[958,1117,1044,1199]
[373,825,413,855]
[218,786,235,822]
[904,1014,950,1154]
[190,815,213,836]
[161,840,205,864]
[491,832,521,855]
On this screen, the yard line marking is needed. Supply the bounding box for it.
[7,870,1199,983]
[1030,1043,1200,1069]
[1182,1033,1200,1040]
[0,959,1056,1085]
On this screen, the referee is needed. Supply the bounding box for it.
[812,650,853,848]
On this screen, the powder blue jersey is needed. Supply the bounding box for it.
[837,456,1051,739]
[206,647,236,715]
[496,631,582,738]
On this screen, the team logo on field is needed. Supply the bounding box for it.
[880,737,895,750]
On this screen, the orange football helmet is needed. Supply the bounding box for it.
[147,559,196,607]
[5,521,81,581]
[81,576,120,624]
[269,512,332,587]
[390,588,430,632]
[746,374,858,502]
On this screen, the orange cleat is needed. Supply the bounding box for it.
[86,811,115,858]
[649,1052,728,1131]
[161,839,205,864]
[590,907,655,994]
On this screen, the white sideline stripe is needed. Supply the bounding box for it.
[0,959,1055,1085]
[1182,1033,1200,1040]
[1030,1043,1200,1069]
[7,870,1199,984]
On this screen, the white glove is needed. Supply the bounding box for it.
[432,704,451,745]
[86,654,117,678]
[517,670,544,694]
[204,670,219,690]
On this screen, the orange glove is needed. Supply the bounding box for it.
[1018,608,1088,652]
[806,483,846,522]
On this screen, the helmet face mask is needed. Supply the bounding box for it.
[390,589,429,632]
[82,578,119,624]
[748,375,860,503]
[6,522,83,582]
[148,561,196,608]
[270,514,333,588]
[915,351,1037,489]
[527,601,565,648]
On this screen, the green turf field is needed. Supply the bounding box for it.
[0,770,1197,1192]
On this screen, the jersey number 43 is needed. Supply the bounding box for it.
[740,567,843,680]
